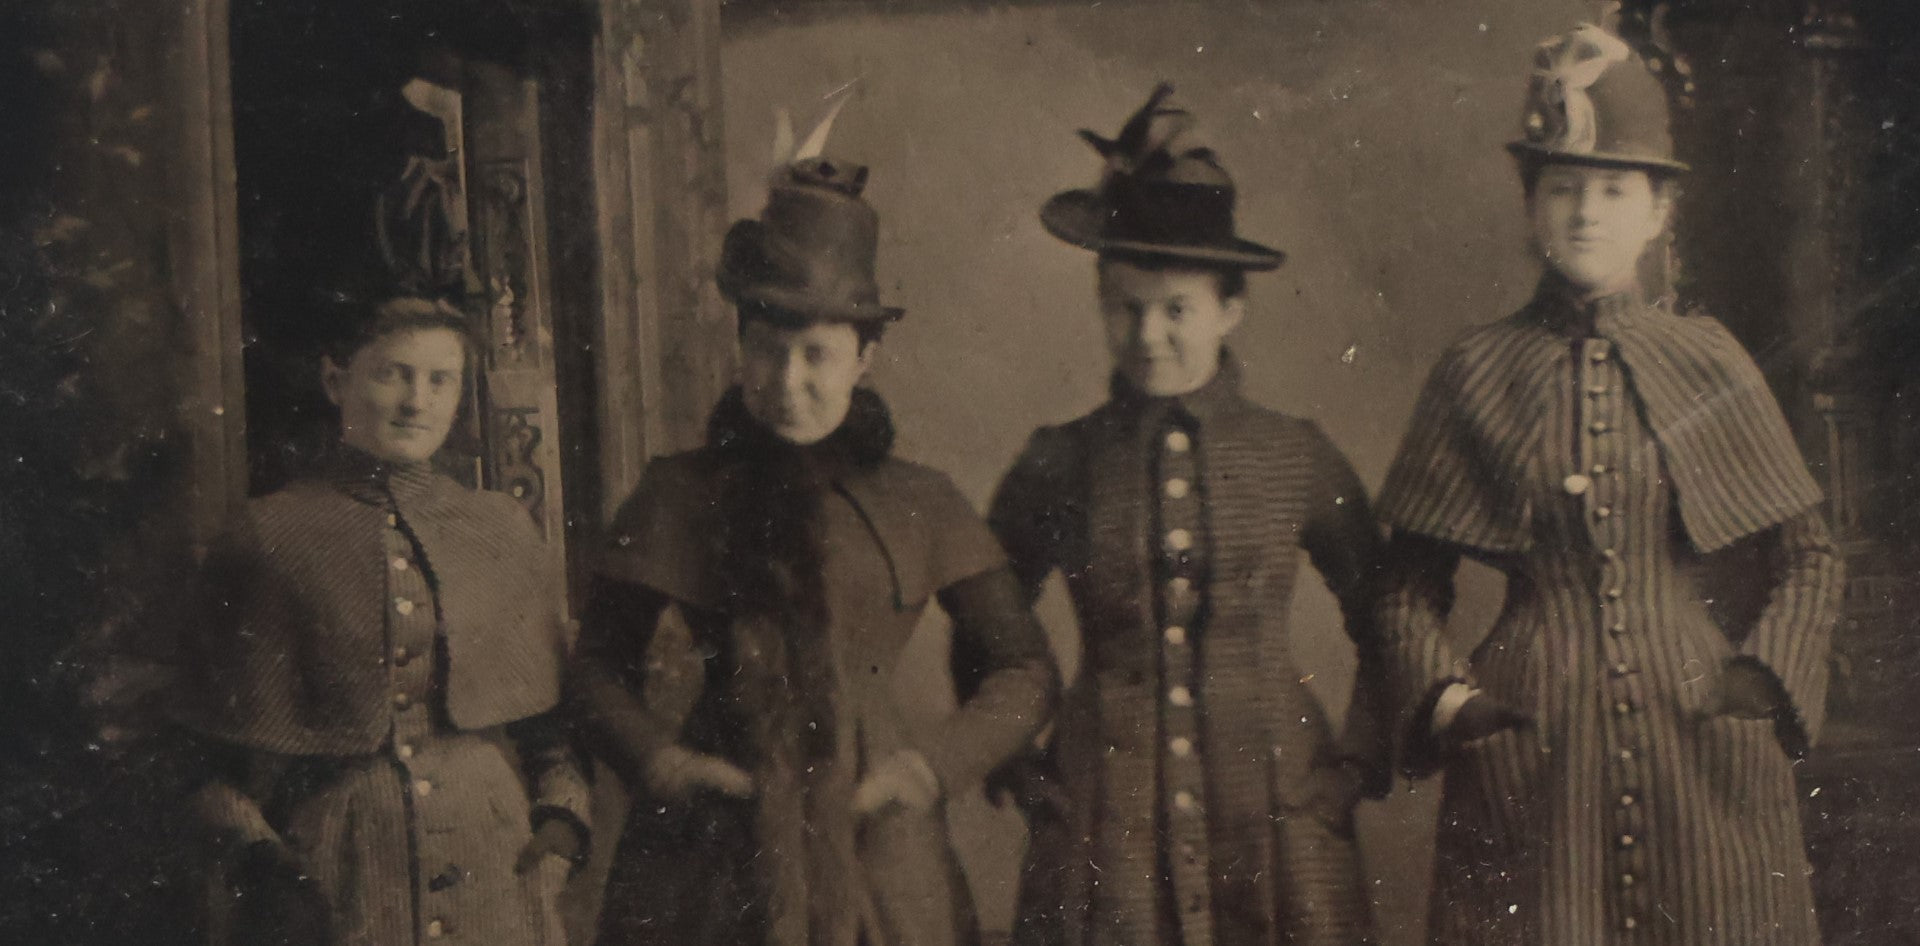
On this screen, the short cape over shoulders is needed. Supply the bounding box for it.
[599,449,1005,611]
[1378,300,1822,555]
[171,472,566,754]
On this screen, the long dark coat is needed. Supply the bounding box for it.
[986,364,1391,946]
[169,451,588,946]
[1376,280,1842,945]
[576,392,1057,946]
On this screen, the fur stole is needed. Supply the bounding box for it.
[705,386,894,946]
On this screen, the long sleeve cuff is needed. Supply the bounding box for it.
[927,568,1060,794]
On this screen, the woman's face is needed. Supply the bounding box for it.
[1099,259,1245,397]
[1530,163,1671,296]
[322,327,468,465]
[739,317,875,445]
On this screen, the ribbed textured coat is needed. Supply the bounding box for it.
[169,452,588,946]
[1376,280,1842,946]
[988,364,1391,946]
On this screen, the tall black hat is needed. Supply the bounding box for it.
[1507,24,1689,174]
[717,96,902,323]
[1040,84,1284,271]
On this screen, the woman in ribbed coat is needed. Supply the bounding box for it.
[978,85,1392,946]
[1376,25,1841,945]
[167,298,589,946]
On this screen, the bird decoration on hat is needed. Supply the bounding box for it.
[1523,24,1633,155]
[716,86,901,323]
[1040,82,1283,270]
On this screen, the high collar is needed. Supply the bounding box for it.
[705,386,895,483]
[1108,351,1245,427]
[1530,270,1650,339]
[318,442,438,507]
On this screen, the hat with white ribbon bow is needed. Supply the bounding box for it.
[1508,23,1689,174]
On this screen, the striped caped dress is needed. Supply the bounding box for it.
[1376,277,1842,946]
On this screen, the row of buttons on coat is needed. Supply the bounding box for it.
[1581,339,1648,934]
[1157,423,1213,933]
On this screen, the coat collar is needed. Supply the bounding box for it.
[1106,350,1246,429]
[1529,270,1654,339]
[317,443,438,507]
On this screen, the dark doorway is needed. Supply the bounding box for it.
[229,0,604,598]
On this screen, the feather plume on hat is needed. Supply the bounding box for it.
[1525,24,1633,154]
[717,86,900,323]
[1039,82,1284,270]
[767,89,864,194]
[1077,82,1197,181]
[1506,21,1688,173]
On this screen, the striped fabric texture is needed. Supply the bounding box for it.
[1376,282,1842,946]
[990,363,1390,946]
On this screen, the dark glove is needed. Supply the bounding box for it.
[985,753,1070,824]
[1700,660,1782,721]
[1301,760,1367,838]
[230,840,331,946]
[1445,695,1533,744]
[515,815,587,874]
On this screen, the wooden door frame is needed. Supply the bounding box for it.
[588,0,736,516]
[171,0,250,555]
[181,0,732,547]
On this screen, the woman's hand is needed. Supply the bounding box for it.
[646,744,756,800]
[852,750,942,816]
[987,753,1072,824]
[230,839,331,946]
[1444,694,1533,744]
[1700,660,1781,721]
[514,817,585,874]
[1301,760,1367,838]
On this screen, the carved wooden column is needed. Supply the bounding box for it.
[590,0,734,516]
[1620,3,1918,938]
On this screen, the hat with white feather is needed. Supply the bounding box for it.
[1041,83,1283,271]
[1508,23,1689,174]
[718,92,904,324]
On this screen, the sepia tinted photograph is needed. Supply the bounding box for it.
[2,1,1917,944]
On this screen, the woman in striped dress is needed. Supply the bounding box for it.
[1376,25,1841,945]
[979,85,1392,946]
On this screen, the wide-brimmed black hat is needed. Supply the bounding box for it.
[1041,84,1283,271]
[1507,24,1690,174]
[718,157,904,324]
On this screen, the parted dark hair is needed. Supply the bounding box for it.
[323,296,479,366]
[1096,251,1249,301]
[735,302,888,349]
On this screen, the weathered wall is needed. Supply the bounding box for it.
[721,1,1596,940]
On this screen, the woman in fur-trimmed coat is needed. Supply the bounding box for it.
[574,154,1058,946]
